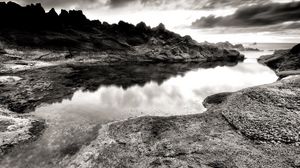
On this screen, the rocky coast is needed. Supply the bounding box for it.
[56,43,300,168]
[0,2,245,156]
[1,40,299,167]
[1,2,300,168]
[58,44,300,167]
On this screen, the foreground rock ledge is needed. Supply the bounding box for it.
[60,76,300,168]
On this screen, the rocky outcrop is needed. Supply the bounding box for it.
[0,106,44,157]
[0,2,244,63]
[290,44,300,54]
[203,41,260,51]
[258,43,300,78]
[58,75,300,168]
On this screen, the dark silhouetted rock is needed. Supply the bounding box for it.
[0,2,244,63]
[290,43,300,54]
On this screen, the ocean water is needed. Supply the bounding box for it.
[244,43,296,51]
[1,43,293,167]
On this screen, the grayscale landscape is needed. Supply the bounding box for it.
[0,0,300,167]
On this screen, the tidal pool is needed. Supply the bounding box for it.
[0,49,282,167]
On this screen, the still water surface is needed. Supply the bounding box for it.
[1,44,294,167]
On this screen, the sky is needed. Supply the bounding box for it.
[7,0,300,43]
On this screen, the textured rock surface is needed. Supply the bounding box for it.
[202,92,232,109]
[0,106,44,157]
[57,76,300,168]
[222,76,300,143]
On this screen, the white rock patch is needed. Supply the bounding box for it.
[0,76,22,83]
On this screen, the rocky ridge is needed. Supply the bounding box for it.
[0,2,244,63]
[202,41,260,51]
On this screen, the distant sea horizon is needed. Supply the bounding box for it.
[242,42,297,51]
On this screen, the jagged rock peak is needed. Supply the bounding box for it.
[48,8,58,17]
[59,9,69,17]
[156,23,166,30]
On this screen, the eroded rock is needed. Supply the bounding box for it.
[0,106,44,156]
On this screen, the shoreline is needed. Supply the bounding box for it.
[1,44,299,167]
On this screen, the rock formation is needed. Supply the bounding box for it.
[202,41,260,51]
[0,106,44,157]
[0,2,244,63]
[258,43,300,78]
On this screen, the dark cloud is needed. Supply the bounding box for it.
[5,0,272,10]
[199,22,300,34]
[4,0,103,9]
[108,0,271,9]
[191,1,300,28]
[109,0,135,7]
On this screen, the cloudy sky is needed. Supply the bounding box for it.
[8,0,300,43]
